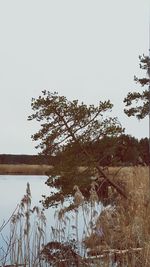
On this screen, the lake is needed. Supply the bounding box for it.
[0,175,56,239]
[0,175,49,216]
[0,175,88,239]
[0,175,104,265]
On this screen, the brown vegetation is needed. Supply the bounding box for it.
[0,164,53,175]
[1,166,150,266]
[86,166,150,266]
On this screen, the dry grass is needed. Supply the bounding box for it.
[0,164,53,175]
[1,166,150,266]
[0,183,47,266]
[85,166,150,266]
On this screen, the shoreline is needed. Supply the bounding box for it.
[0,164,53,175]
[0,164,148,176]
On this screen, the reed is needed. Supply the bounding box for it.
[41,167,150,266]
[85,166,150,266]
[1,167,150,266]
[0,183,47,267]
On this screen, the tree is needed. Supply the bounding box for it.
[114,134,139,165]
[28,91,126,208]
[124,55,150,119]
[139,137,149,165]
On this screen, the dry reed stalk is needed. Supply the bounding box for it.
[85,167,150,266]
[0,183,47,267]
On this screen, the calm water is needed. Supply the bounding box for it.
[0,175,103,263]
[0,175,102,242]
[0,175,55,236]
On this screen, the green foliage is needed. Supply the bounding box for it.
[124,55,150,119]
[29,91,124,208]
[114,134,139,165]
[28,91,123,154]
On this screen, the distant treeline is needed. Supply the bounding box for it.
[0,135,149,166]
[0,154,56,165]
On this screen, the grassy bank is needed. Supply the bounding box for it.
[0,164,53,175]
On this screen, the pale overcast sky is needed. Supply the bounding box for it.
[0,0,149,154]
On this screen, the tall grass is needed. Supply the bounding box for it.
[0,183,47,266]
[85,166,150,266]
[0,167,150,266]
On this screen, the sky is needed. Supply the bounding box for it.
[0,0,149,155]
